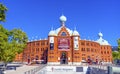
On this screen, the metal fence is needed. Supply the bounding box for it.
[108,66,120,74]
[24,65,46,74]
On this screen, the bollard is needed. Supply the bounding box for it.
[107,66,112,74]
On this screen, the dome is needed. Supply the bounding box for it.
[98,32,103,37]
[73,30,79,36]
[96,32,110,45]
[59,15,67,22]
[96,38,109,45]
[48,30,56,36]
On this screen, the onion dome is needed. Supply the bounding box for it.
[48,30,56,36]
[96,32,109,45]
[73,30,79,36]
[98,32,103,37]
[59,15,67,22]
[59,15,67,26]
[72,27,79,36]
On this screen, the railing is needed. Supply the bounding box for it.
[108,65,120,74]
[24,65,46,74]
[90,64,120,74]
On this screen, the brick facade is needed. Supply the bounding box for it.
[15,15,112,65]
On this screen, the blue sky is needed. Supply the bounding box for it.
[1,0,120,46]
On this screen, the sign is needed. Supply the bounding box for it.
[58,38,70,50]
[46,66,76,72]
[50,43,54,50]
[49,37,54,43]
[74,37,79,50]
[76,67,83,72]
[49,37,54,50]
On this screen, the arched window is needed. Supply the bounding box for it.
[61,32,66,36]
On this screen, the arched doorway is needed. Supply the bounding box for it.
[60,52,68,64]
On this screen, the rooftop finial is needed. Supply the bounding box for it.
[98,32,103,38]
[59,14,67,26]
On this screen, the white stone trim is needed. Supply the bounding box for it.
[102,62,112,64]
[47,62,60,65]
[73,62,82,65]
[68,62,72,65]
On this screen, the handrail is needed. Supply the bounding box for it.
[24,64,46,74]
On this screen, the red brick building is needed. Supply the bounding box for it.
[15,15,112,65]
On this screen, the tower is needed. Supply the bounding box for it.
[72,28,81,65]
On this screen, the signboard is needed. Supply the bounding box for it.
[50,43,54,50]
[46,66,76,72]
[58,38,70,50]
[74,37,79,50]
[49,37,54,50]
[76,67,83,72]
[49,37,54,43]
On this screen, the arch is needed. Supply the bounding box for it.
[61,32,67,36]
[60,52,68,64]
[58,27,70,36]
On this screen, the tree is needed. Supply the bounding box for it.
[0,3,28,73]
[117,39,120,52]
[9,29,28,54]
[0,3,7,22]
[0,25,28,63]
[112,51,120,60]
[0,25,9,61]
[112,38,120,60]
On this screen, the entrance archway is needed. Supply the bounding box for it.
[60,52,68,64]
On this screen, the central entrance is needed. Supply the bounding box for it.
[60,52,68,64]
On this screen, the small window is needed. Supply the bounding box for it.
[81,42,85,45]
[61,32,66,36]
[87,48,90,52]
[91,43,93,46]
[101,51,103,54]
[82,57,86,60]
[81,48,85,51]
[86,43,89,46]
[104,51,106,54]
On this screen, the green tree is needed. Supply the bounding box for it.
[112,39,120,60]
[0,25,28,63]
[0,3,7,22]
[0,3,28,72]
[118,39,120,52]
[0,25,9,61]
[9,29,28,54]
[112,51,120,60]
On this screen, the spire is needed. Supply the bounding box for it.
[74,26,76,31]
[51,26,53,31]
